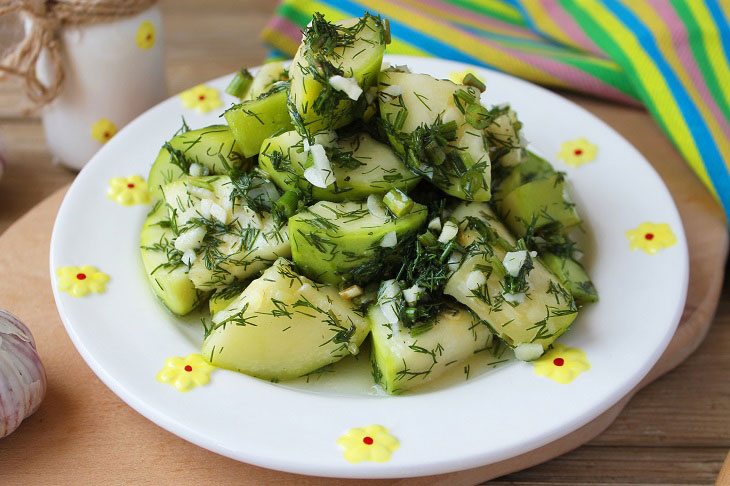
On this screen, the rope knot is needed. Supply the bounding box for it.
[0,0,157,107]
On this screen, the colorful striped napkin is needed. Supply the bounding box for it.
[262,0,730,219]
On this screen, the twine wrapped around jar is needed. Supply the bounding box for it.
[0,0,157,106]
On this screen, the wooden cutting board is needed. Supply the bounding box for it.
[0,149,726,483]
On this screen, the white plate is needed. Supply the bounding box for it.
[50,55,688,478]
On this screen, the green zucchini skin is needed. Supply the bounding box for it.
[499,173,581,236]
[493,150,595,303]
[140,203,205,316]
[494,150,553,201]
[540,253,598,304]
[259,130,420,202]
[147,125,248,200]
[224,86,293,159]
[289,200,428,285]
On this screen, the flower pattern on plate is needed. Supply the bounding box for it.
[534,344,590,384]
[156,354,215,392]
[107,175,150,206]
[180,85,222,113]
[337,425,400,463]
[625,222,677,254]
[56,266,109,298]
[91,118,117,144]
[557,138,597,167]
[136,21,156,49]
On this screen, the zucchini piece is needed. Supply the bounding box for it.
[494,150,554,201]
[245,61,288,101]
[378,71,491,201]
[202,258,371,381]
[140,202,205,315]
[370,303,492,394]
[444,202,578,356]
[161,173,290,291]
[289,200,428,285]
[288,14,386,132]
[485,105,526,167]
[259,130,419,202]
[208,279,250,315]
[499,173,581,235]
[540,253,598,304]
[148,125,247,200]
[224,84,293,158]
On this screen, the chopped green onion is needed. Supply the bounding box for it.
[426,140,446,166]
[407,148,420,169]
[418,231,438,248]
[454,88,477,105]
[465,103,491,129]
[225,68,254,99]
[438,120,458,139]
[439,240,455,263]
[462,73,486,92]
[383,188,414,217]
[403,307,418,322]
[188,178,214,191]
[393,109,408,131]
[275,190,300,218]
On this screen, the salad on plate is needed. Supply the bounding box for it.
[140,12,597,395]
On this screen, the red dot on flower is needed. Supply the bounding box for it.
[645,233,654,240]
[573,149,583,156]
[103,131,110,139]
[146,34,152,40]
[362,436,374,445]
[184,365,193,372]
[76,273,87,280]
[553,358,565,367]
[127,183,135,188]
[198,95,206,101]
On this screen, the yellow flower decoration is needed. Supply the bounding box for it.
[626,222,677,254]
[91,118,117,144]
[448,69,484,87]
[135,21,156,49]
[107,175,150,206]
[180,85,222,113]
[534,343,590,384]
[156,354,215,392]
[337,425,400,463]
[557,138,598,167]
[56,266,109,298]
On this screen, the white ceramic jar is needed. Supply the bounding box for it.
[35,7,166,170]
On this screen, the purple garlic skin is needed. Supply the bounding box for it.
[0,309,47,438]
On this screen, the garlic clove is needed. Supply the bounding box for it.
[0,310,47,439]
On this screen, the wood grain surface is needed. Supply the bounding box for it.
[0,0,728,484]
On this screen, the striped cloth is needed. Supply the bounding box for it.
[262,0,730,218]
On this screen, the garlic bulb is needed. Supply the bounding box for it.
[0,310,46,438]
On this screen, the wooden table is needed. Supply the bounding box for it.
[0,1,728,484]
